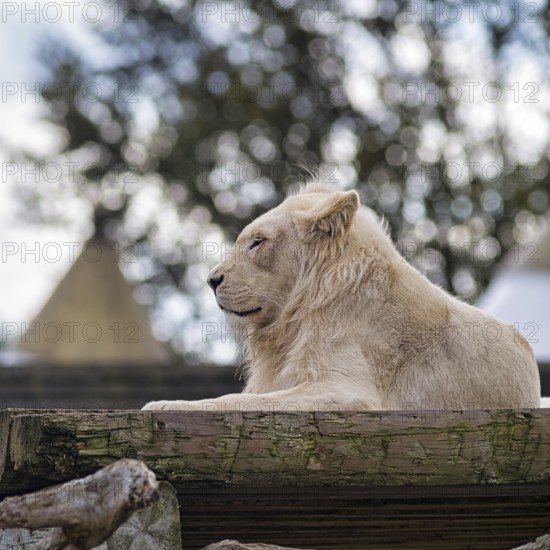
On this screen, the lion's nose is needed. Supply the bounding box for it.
[207,273,224,293]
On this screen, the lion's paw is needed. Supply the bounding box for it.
[142,400,184,410]
[141,400,203,411]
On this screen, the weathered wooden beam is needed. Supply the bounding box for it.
[0,408,548,494]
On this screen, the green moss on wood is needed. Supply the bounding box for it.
[1,409,550,494]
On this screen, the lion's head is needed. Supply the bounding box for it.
[207,184,360,330]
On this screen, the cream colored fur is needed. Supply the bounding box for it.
[143,182,541,411]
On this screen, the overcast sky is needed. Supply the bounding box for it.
[0,5,100,331]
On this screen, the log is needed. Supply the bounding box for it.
[0,408,548,493]
[0,459,158,549]
[0,480,182,550]
[202,542,313,550]
[95,480,182,550]
[512,534,550,549]
[201,538,550,550]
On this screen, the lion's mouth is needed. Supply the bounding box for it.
[220,305,262,317]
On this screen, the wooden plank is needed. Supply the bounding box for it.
[177,489,550,549]
[0,408,548,493]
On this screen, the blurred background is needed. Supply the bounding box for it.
[0,0,549,407]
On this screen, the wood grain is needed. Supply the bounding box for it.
[1,408,548,492]
[1,408,549,549]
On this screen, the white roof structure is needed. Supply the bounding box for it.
[477,222,550,363]
[16,237,170,365]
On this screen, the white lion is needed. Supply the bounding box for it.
[143,182,541,411]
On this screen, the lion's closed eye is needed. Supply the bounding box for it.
[249,238,265,250]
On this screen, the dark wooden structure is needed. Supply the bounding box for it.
[0,364,242,409]
[1,408,549,549]
[0,362,548,409]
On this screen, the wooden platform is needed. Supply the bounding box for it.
[1,408,549,549]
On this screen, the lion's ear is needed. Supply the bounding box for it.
[303,190,359,239]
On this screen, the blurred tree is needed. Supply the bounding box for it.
[17,0,550,362]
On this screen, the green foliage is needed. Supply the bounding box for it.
[21,0,550,360]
